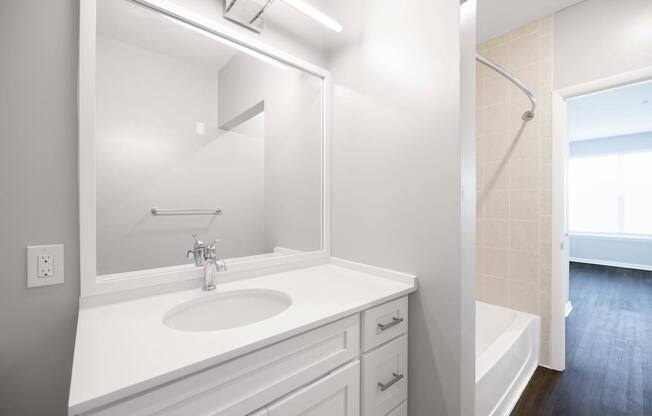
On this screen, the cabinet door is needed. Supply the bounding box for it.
[268,361,360,416]
[361,335,407,416]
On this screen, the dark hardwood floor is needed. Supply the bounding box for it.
[511,262,652,416]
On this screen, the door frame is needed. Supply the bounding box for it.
[549,65,652,371]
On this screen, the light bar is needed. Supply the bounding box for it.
[280,0,342,33]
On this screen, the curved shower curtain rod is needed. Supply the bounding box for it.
[476,54,536,121]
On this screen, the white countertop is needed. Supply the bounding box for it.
[68,260,416,414]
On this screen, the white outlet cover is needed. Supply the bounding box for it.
[27,244,64,288]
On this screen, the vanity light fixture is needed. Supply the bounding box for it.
[279,0,342,33]
[162,14,289,70]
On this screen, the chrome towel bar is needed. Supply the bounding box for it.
[150,208,223,216]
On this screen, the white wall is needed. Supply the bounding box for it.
[327,1,472,414]
[218,53,323,253]
[554,0,652,89]
[96,36,266,274]
[567,132,652,271]
[460,2,478,414]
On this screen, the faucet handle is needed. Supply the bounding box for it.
[205,239,220,258]
[191,234,205,248]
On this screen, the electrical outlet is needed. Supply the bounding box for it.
[38,254,54,277]
[27,245,64,288]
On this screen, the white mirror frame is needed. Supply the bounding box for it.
[79,0,331,298]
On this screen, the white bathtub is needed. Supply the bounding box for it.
[475,301,540,416]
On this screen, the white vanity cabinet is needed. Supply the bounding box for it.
[360,297,409,416]
[76,296,409,416]
[265,360,360,416]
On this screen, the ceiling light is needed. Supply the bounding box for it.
[279,0,342,32]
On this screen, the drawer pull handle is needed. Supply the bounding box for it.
[378,373,404,391]
[377,317,404,331]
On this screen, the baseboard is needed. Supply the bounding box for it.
[565,301,573,318]
[570,257,652,272]
[539,363,563,372]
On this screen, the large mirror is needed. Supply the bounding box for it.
[94,0,324,276]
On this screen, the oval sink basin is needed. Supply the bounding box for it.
[163,289,292,332]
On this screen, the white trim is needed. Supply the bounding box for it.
[550,65,652,372]
[570,257,652,272]
[569,232,652,242]
[79,0,331,298]
[78,0,96,298]
[555,66,652,99]
[564,301,573,318]
[550,92,567,371]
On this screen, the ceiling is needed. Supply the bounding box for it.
[477,0,584,42]
[567,80,652,141]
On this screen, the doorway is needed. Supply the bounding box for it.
[550,68,652,371]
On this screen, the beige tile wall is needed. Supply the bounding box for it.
[476,16,553,364]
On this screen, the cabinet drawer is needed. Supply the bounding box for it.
[84,315,359,416]
[362,297,408,352]
[267,360,360,416]
[387,401,407,416]
[361,335,407,416]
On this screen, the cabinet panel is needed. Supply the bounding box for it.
[362,297,408,352]
[361,335,407,416]
[85,316,359,416]
[267,361,360,416]
[386,401,407,416]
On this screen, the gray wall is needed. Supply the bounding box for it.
[569,132,652,157]
[0,0,329,414]
[218,53,323,254]
[0,1,80,415]
[327,0,472,414]
[554,0,652,89]
[570,234,652,270]
[95,35,266,274]
[1,0,474,414]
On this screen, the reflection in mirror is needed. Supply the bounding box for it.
[95,0,323,275]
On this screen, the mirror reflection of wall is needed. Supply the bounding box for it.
[95,0,323,275]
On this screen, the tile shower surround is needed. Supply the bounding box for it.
[476,16,553,364]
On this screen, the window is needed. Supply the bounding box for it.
[569,151,652,236]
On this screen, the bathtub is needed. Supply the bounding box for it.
[476,301,540,416]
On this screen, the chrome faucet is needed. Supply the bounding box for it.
[186,235,227,291]
[202,241,227,291]
[186,234,206,267]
